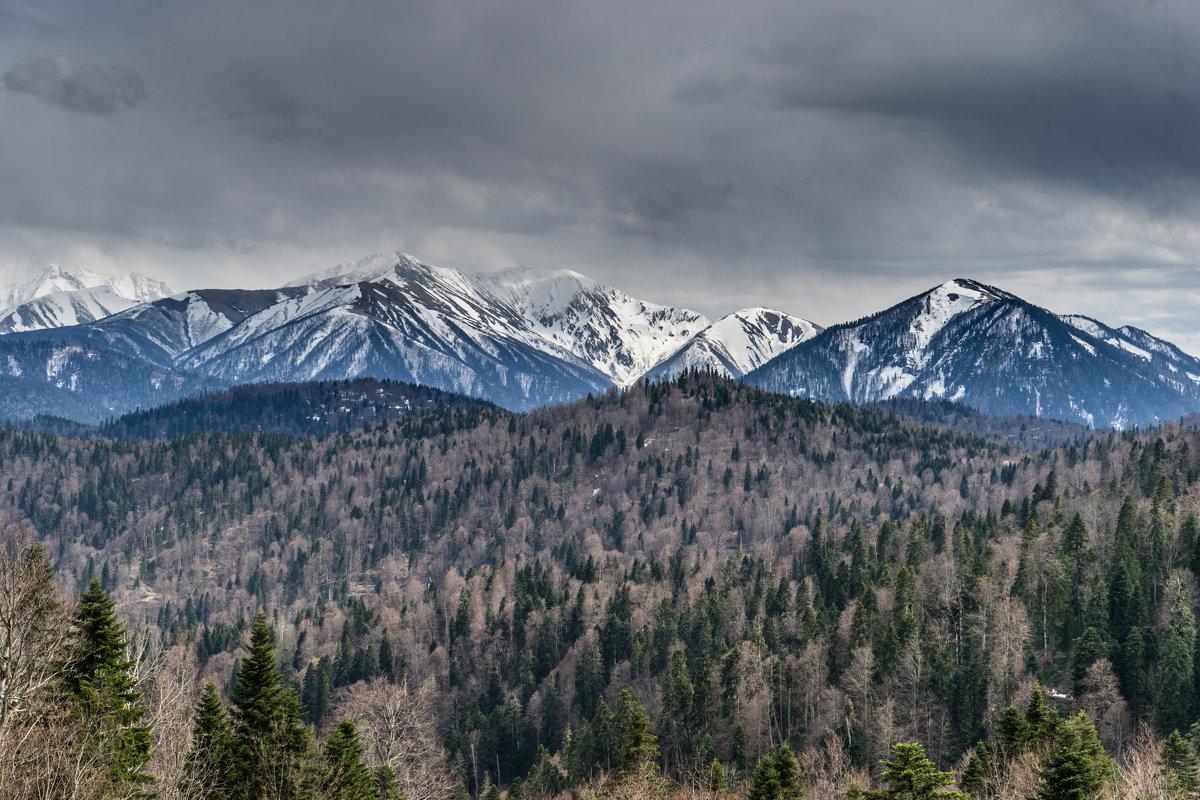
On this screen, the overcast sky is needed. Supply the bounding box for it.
[3,0,1199,350]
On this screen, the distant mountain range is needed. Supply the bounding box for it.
[0,258,1196,428]
[0,262,173,333]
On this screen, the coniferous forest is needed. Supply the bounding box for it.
[5,371,1200,798]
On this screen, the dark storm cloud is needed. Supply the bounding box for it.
[1,0,1199,351]
[4,56,146,115]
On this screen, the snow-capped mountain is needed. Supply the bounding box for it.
[176,279,611,410]
[0,263,173,332]
[291,253,709,386]
[479,267,709,386]
[647,308,822,380]
[5,255,1200,428]
[748,278,1200,428]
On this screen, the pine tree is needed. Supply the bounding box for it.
[1024,684,1059,744]
[959,743,992,798]
[230,612,312,800]
[1159,577,1197,735]
[320,720,378,800]
[773,743,802,800]
[374,765,403,800]
[1034,712,1113,800]
[71,579,154,796]
[1163,729,1200,799]
[616,688,659,776]
[997,705,1030,756]
[859,742,966,799]
[748,753,781,800]
[182,682,234,800]
[709,758,729,793]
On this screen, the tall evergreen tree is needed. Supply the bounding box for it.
[70,579,154,796]
[320,720,378,800]
[1034,712,1113,800]
[851,742,966,799]
[1163,729,1200,799]
[1159,576,1197,735]
[230,612,312,800]
[182,682,234,800]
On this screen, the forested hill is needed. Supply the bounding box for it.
[4,371,1200,798]
[85,378,489,439]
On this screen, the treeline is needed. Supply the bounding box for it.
[3,372,1200,799]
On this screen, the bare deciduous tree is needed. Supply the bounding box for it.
[337,677,459,800]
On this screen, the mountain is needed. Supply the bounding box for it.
[0,263,173,332]
[478,266,709,385]
[176,278,611,410]
[747,278,1200,428]
[292,253,710,386]
[646,307,822,380]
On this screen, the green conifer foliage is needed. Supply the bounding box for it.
[182,681,234,800]
[1163,729,1200,799]
[859,742,966,799]
[230,611,312,800]
[71,578,154,795]
[1034,712,1113,800]
[320,720,378,800]
[708,758,729,794]
[748,753,780,800]
[616,688,659,775]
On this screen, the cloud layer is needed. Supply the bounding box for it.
[2,0,1199,350]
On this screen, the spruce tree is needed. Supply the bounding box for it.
[709,758,729,794]
[71,579,154,796]
[320,720,378,800]
[230,611,311,800]
[1163,729,1200,799]
[997,705,1030,756]
[182,682,234,800]
[859,742,966,799]
[1034,712,1113,800]
[616,688,659,776]
[959,743,992,798]
[748,753,780,800]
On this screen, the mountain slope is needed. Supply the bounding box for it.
[0,338,218,422]
[646,307,821,380]
[748,278,1200,428]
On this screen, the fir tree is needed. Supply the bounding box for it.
[230,612,312,800]
[856,742,966,799]
[1163,729,1200,799]
[959,743,992,798]
[320,720,378,800]
[709,758,729,793]
[182,682,234,800]
[748,753,781,800]
[71,579,154,796]
[1034,712,1113,800]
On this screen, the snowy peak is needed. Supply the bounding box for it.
[905,279,1008,363]
[0,262,174,332]
[286,252,711,387]
[1060,314,1200,385]
[480,266,709,386]
[749,278,1200,428]
[649,308,821,380]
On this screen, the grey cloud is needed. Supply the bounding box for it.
[4,56,146,115]
[1,0,1199,355]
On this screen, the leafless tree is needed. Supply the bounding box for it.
[336,677,459,800]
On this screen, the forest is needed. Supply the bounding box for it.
[3,370,1200,799]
